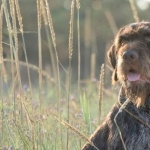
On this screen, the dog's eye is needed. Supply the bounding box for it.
[120,36,128,46]
[121,42,125,46]
[120,40,127,46]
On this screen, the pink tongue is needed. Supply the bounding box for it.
[127,72,140,81]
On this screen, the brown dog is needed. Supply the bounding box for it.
[82,22,150,150]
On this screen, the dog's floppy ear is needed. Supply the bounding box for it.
[112,68,118,84]
[107,44,116,69]
[107,44,118,84]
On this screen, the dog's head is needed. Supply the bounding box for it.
[107,22,150,106]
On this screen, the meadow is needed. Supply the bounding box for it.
[0,0,139,149]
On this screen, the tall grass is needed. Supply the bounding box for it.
[67,0,75,149]
[76,0,81,97]
[37,0,43,149]
[14,0,33,98]
[0,4,4,145]
[0,0,118,150]
[98,64,104,124]
[0,4,3,64]
[128,0,139,22]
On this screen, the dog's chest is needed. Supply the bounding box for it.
[108,106,150,150]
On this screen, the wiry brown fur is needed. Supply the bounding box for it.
[82,22,150,150]
[108,22,150,106]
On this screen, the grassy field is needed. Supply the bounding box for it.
[0,80,118,150]
[0,0,123,149]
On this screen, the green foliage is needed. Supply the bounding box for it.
[80,93,91,132]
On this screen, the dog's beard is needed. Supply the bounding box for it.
[122,81,150,107]
[124,81,143,99]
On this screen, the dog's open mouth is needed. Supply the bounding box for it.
[127,69,141,82]
[126,69,150,83]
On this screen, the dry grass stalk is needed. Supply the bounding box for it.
[3,58,55,83]
[9,0,13,19]
[67,1,75,149]
[14,0,33,98]
[17,95,34,127]
[124,108,150,129]
[76,0,81,97]
[84,9,91,78]
[9,0,22,91]
[114,98,131,150]
[44,0,61,112]
[0,4,4,64]
[37,0,42,28]
[17,95,35,149]
[128,0,139,22]
[2,63,7,83]
[14,0,23,32]
[43,4,62,149]
[41,0,57,84]
[41,0,48,25]
[37,0,42,92]
[44,0,56,50]
[90,31,97,80]
[34,1,43,145]
[37,5,43,149]
[37,0,43,102]
[40,0,57,78]
[3,0,15,90]
[41,1,63,147]
[90,52,96,80]
[69,0,75,61]
[116,88,150,129]
[76,0,80,9]
[76,1,81,147]
[53,114,100,150]
[98,64,104,124]
[3,0,12,31]
[9,0,25,129]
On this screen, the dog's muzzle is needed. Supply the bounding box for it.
[122,49,139,61]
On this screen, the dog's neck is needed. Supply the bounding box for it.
[118,81,150,107]
[118,86,150,109]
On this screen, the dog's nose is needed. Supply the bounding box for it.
[122,50,138,61]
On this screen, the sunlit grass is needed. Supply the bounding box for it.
[0,0,118,150]
[0,82,117,149]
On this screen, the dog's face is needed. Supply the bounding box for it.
[108,22,150,106]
